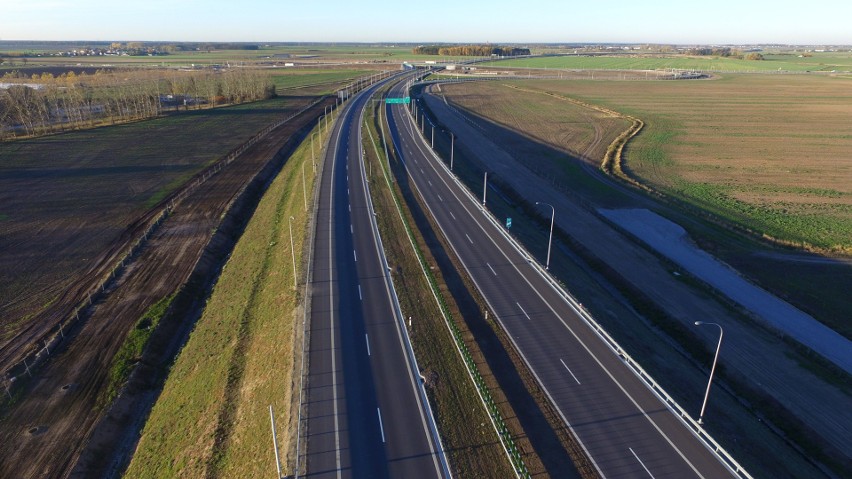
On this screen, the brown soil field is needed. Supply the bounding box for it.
[0,93,336,478]
[0,95,313,373]
[515,74,852,252]
[430,81,630,171]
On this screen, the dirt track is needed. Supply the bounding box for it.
[0,96,334,478]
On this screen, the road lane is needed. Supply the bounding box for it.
[385,80,739,479]
[303,78,448,479]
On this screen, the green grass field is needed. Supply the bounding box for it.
[483,52,852,72]
[458,76,852,252]
[270,69,373,90]
[0,43,475,69]
[124,121,321,478]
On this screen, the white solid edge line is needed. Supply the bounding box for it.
[356,95,447,477]
[401,93,712,479]
[327,100,345,479]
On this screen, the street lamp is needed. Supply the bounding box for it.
[482,172,488,206]
[288,216,297,288]
[311,132,317,173]
[535,202,555,270]
[694,321,723,425]
[450,133,454,170]
[302,164,307,211]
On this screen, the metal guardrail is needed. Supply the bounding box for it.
[367,96,528,478]
[293,70,453,479]
[406,82,753,479]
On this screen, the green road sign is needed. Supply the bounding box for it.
[506,217,512,229]
[385,96,411,104]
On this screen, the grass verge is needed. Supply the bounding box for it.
[101,293,176,408]
[123,123,320,478]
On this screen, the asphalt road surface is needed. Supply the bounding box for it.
[385,80,740,479]
[303,78,449,479]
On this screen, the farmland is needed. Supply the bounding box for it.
[270,69,373,90]
[0,93,316,367]
[0,42,477,69]
[484,51,852,72]
[0,60,359,475]
[519,75,852,253]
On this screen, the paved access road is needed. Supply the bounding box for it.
[302,78,448,479]
[385,80,739,479]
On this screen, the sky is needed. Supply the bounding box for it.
[2,0,851,45]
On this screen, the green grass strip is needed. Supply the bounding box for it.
[102,293,176,407]
[364,102,530,478]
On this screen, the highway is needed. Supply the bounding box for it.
[384,79,740,479]
[302,78,448,478]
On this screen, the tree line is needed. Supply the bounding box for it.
[412,45,531,57]
[0,68,275,140]
[684,47,764,60]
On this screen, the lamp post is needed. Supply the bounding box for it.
[535,202,555,270]
[302,164,307,211]
[482,172,488,206]
[324,106,329,132]
[450,133,454,170]
[694,321,723,425]
[311,132,317,173]
[288,216,297,289]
